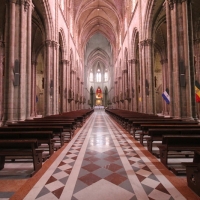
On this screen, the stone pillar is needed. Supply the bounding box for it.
[81,81,84,109]
[128,60,132,111]
[114,81,117,108]
[161,59,169,115]
[52,41,58,114]
[118,76,122,109]
[60,60,67,112]
[0,41,4,123]
[44,40,52,116]
[130,59,138,112]
[140,40,146,113]
[31,61,37,116]
[124,69,128,110]
[26,0,32,118]
[66,60,70,112]
[166,0,174,117]
[167,0,194,119]
[145,39,154,114]
[5,0,16,122]
[18,0,28,120]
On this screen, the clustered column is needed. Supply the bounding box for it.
[44,40,52,116]
[30,61,37,116]
[5,0,16,122]
[0,41,4,123]
[166,0,194,119]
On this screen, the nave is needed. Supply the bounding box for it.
[1,110,199,200]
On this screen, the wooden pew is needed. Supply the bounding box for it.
[130,119,184,137]
[0,126,65,147]
[146,128,200,153]
[182,151,200,196]
[8,122,74,138]
[138,123,200,145]
[157,135,200,169]
[0,131,55,157]
[0,139,43,176]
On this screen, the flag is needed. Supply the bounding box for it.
[162,89,170,104]
[195,80,200,102]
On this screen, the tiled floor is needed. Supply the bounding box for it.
[1,110,200,199]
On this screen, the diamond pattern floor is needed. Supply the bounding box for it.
[1,110,198,200]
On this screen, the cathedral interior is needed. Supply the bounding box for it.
[1,0,200,199]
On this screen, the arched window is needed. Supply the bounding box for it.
[89,69,93,82]
[96,69,101,82]
[105,69,108,82]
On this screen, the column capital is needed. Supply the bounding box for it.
[61,59,70,65]
[129,59,138,64]
[20,0,30,11]
[140,39,153,47]
[32,3,35,11]
[45,40,52,47]
[180,0,187,2]
[0,41,4,48]
[31,61,37,65]
[140,40,146,47]
[8,0,17,4]
[122,69,128,73]
[168,0,185,10]
[194,39,200,44]
[52,41,59,48]
[71,69,76,74]
[160,59,168,64]
[146,39,153,46]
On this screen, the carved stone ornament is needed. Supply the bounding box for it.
[116,95,119,102]
[112,96,116,104]
[75,93,79,103]
[83,96,86,104]
[125,88,131,101]
[120,91,124,103]
[68,88,74,103]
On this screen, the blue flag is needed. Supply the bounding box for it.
[162,89,170,104]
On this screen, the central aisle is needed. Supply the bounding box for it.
[23,110,186,200]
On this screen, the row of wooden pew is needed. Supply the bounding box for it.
[105,109,200,196]
[0,109,94,176]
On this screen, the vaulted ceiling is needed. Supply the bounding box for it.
[73,0,125,55]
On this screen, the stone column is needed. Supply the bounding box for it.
[128,60,132,111]
[0,41,4,123]
[166,0,174,117]
[130,59,138,112]
[60,60,67,112]
[124,69,128,110]
[52,41,58,114]
[26,0,32,119]
[66,60,70,112]
[118,77,121,109]
[81,81,84,109]
[18,0,28,121]
[167,0,194,119]
[161,59,169,115]
[30,61,37,117]
[145,39,154,114]
[5,0,16,122]
[140,40,146,113]
[114,81,117,108]
[44,40,52,116]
